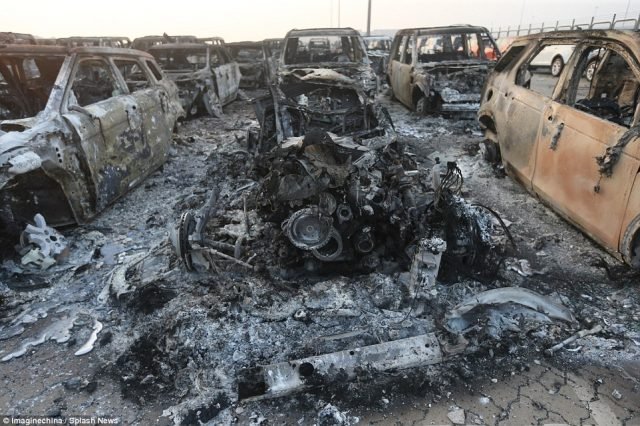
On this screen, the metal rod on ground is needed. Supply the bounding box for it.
[545,324,603,356]
[243,196,250,235]
[206,248,255,270]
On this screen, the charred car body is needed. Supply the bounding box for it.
[0,45,183,236]
[478,30,640,268]
[388,25,500,115]
[131,35,198,52]
[262,38,283,84]
[55,37,131,48]
[149,43,240,118]
[250,28,380,151]
[173,28,500,279]
[363,35,392,76]
[227,41,266,89]
[0,32,36,45]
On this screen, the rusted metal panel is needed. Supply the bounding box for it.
[388,25,500,115]
[478,29,640,267]
[149,43,240,118]
[228,41,266,89]
[238,334,443,400]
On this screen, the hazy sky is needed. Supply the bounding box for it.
[3,0,639,41]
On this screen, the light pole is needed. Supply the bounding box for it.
[367,0,372,36]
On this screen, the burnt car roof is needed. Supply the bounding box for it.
[396,25,491,35]
[135,35,197,40]
[147,43,212,51]
[506,29,640,44]
[0,32,37,44]
[228,41,262,47]
[285,27,361,37]
[56,36,130,42]
[0,44,153,58]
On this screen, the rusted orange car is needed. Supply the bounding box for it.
[478,30,640,268]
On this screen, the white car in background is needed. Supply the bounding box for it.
[527,44,575,76]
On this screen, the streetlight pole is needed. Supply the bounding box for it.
[367,0,372,36]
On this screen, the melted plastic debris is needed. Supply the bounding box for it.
[1,310,79,362]
[75,319,103,356]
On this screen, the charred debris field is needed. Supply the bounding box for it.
[0,90,639,425]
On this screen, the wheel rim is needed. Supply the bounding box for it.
[551,59,563,76]
[586,63,595,81]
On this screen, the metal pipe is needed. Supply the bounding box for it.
[367,0,372,36]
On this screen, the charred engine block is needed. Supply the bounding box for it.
[173,129,497,280]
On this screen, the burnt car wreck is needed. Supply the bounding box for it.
[363,35,392,77]
[228,41,267,89]
[0,45,183,237]
[479,29,640,268]
[388,25,500,115]
[250,28,379,151]
[149,42,240,118]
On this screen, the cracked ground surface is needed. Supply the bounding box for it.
[0,89,639,425]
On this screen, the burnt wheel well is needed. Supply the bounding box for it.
[622,215,640,269]
[412,86,425,106]
[479,114,496,133]
[629,229,640,269]
[0,170,76,236]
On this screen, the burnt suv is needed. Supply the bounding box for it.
[149,42,240,117]
[478,30,640,268]
[387,25,500,114]
[227,41,266,89]
[251,27,382,151]
[0,45,183,235]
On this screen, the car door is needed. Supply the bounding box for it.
[497,42,577,187]
[61,56,145,212]
[112,57,171,179]
[212,46,240,105]
[532,44,640,251]
[389,35,410,105]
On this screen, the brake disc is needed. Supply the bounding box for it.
[283,207,333,250]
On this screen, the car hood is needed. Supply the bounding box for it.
[417,60,493,72]
[366,50,389,57]
[278,64,377,94]
[164,68,211,82]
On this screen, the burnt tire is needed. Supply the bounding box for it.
[415,96,428,115]
[630,232,640,269]
[178,210,196,271]
[481,140,501,164]
[551,56,564,77]
[388,85,396,101]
